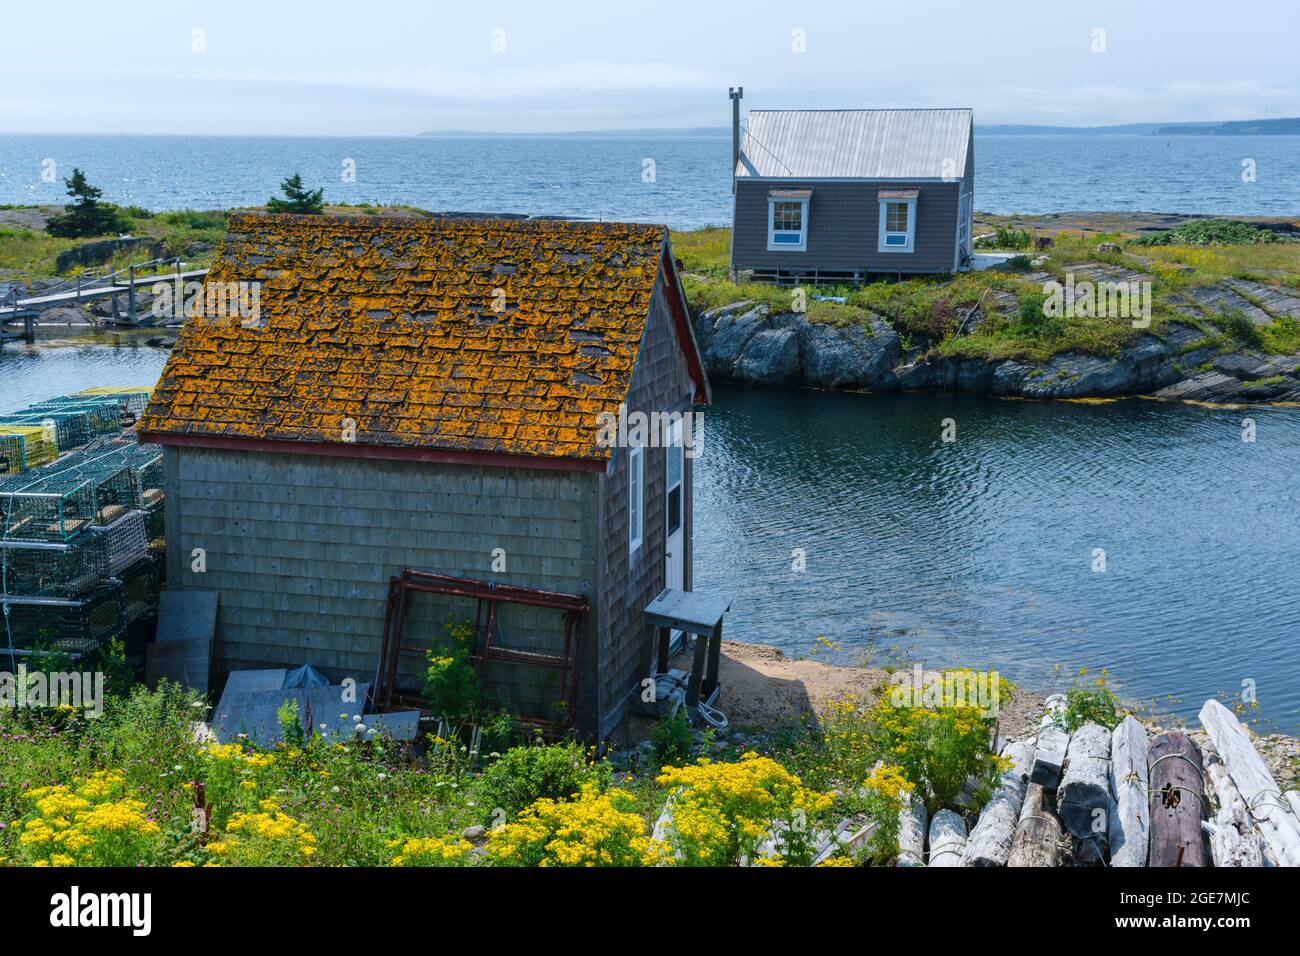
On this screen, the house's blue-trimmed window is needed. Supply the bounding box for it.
[767,189,811,252]
[877,189,918,253]
[628,444,644,555]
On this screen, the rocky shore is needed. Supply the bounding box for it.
[692,264,1300,404]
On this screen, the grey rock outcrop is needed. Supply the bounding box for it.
[694,305,900,391]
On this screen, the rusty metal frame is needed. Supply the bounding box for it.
[374,570,588,736]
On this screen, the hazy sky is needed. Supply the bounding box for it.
[2,0,1296,134]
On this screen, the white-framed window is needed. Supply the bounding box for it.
[878,194,917,253]
[767,196,809,251]
[628,444,644,555]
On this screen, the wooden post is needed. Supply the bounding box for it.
[1057,722,1111,838]
[1108,715,1151,867]
[962,739,1033,866]
[1199,699,1300,866]
[1203,751,1264,867]
[1031,693,1069,790]
[896,792,927,867]
[927,809,967,866]
[128,263,136,324]
[1148,731,1207,867]
[684,632,708,716]
[656,625,670,675]
[704,621,721,700]
[1008,782,1064,867]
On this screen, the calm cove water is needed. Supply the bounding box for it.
[2,132,1300,226]
[3,340,1298,727]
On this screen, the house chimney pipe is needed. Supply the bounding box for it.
[729,86,743,192]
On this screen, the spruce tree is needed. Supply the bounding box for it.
[45,168,128,238]
[266,173,325,214]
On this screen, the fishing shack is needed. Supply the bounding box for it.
[137,213,711,737]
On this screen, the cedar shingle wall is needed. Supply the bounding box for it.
[163,447,599,718]
[595,273,697,735]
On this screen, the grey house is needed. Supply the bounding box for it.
[730,107,975,282]
[138,213,710,737]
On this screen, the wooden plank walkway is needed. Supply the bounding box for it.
[0,269,209,319]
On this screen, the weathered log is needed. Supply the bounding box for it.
[1202,752,1264,867]
[1057,722,1112,838]
[1148,731,1207,867]
[1108,715,1150,867]
[896,792,928,866]
[1199,699,1300,867]
[1031,694,1070,790]
[1008,783,1064,867]
[927,809,967,866]
[961,739,1033,867]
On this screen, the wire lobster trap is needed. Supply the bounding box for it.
[0,472,100,542]
[1,582,125,658]
[119,556,160,626]
[92,439,164,510]
[144,506,165,561]
[0,406,114,451]
[0,533,110,598]
[0,424,59,475]
[24,400,124,436]
[35,453,138,526]
[74,386,154,415]
[91,509,149,577]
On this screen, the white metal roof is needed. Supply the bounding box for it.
[736,109,973,180]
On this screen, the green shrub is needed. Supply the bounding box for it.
[1059,669,1121,731]
[477,740,610,819]
[649,709,696,768]
[1132,218,1291,247]
[421,618,482,721]
[1214,308,1266,350]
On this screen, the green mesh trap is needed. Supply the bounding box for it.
[0,407,110,451]
[0,535,110,598]
[0,425,59,475]
[1,583,125,658]
[0,471,100,542]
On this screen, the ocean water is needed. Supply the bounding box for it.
[1,132,1299,229]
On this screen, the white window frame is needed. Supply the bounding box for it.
[767,196,809,252]
[628,444,644,555]
[877,196,917,254]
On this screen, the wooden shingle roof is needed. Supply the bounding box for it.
[139,214,703,465]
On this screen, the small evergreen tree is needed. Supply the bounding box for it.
[45,168,128,238]
[266,173,325,214]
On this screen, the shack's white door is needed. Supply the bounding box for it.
[663,419,687,657]
[664,419,685,592]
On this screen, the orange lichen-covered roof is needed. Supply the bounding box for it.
[139,213,682,462]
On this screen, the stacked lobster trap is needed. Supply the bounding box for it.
[0,387,165,665]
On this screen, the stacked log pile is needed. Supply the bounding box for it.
[856,696,1298,867]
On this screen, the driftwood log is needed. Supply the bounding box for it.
[1031,694,1069,790]
[1148,731,1207,867]
[927,809,967,866]
[1199,699,1300,867]
[1008,783,1064,867]
[1202,752,1264,867]
[1057,723,1111,838]
[896,793,928,866]
[1108,715,1150,867]
[962,739,1033,866]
